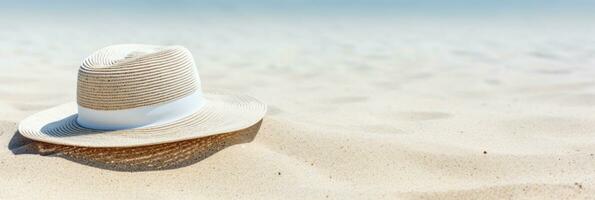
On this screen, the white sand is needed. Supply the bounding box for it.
[2,16,595,199]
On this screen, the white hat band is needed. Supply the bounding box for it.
[18,44,267,148]
[76,90,205,130]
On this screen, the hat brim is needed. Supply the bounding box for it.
[18,92,267,148]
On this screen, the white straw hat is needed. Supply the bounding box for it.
[18,44,267,147]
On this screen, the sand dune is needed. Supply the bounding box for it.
[1,16,595,199]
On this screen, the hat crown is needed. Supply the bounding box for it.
[77,44,201,110]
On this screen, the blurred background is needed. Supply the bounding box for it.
[1,0,595,121]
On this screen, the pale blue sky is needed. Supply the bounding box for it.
[2,0,594,17]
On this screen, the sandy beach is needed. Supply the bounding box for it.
[2,3,595,199]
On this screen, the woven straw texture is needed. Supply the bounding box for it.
[18,44,266,147]
[77,44,200,110]
[19,120,262,171]
[19,92,266,147]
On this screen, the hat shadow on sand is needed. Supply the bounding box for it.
[9,120,262,172]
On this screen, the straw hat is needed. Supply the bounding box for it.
[18,44,267,147]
